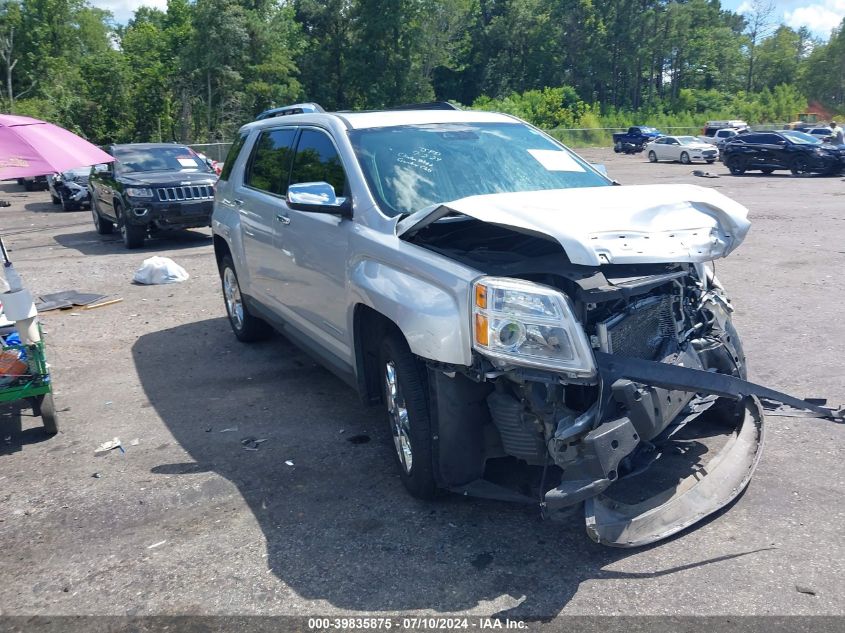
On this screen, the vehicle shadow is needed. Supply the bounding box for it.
[132,318,773,617]
[53,229,212,256]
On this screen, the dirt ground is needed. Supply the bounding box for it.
[0,152,843,620]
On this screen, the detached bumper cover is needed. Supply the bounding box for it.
[585,396,764,547]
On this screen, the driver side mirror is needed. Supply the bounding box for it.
[287,182,352,218]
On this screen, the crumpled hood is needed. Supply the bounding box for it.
[398,184,751,266]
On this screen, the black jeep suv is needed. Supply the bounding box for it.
[722,130,844,176]
[89,143,217,249]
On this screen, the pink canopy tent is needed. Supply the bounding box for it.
[0,114,114,180]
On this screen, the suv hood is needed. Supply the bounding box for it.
[119,171,216,186]
[397,184,751,266]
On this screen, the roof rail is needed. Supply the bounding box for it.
[387,101,461,111]
[255,102,325,120]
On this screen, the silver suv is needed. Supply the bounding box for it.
[211,105,811,546]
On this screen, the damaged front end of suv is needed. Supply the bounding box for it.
[398,184,836,547]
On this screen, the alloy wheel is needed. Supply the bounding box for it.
[223,267,244,331]
[385,360,413,474]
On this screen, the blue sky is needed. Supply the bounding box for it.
[93,0,845,38]
[723,1,845,37]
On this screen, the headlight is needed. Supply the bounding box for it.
[471,276,595,376]
[126,187,154,198]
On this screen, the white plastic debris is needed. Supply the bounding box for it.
[285,460,294,466]
[132,256,189,285]
[147,540,167,549]
[94,437,122,455]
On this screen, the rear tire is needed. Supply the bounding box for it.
[680,151,691,164]
[379,332,437,500]
[219,255,273,343]
[648,151,657,163]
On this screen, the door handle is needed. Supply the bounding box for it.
[276,214,290,225]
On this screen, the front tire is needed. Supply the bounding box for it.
[219,255,272,342]
[60,192,76,212]
[379,332,437,500]
[648,151,657,163]
[790,157,812,176]
[118,204,145,249]
[680,151,691,164]
[51,194,61,205]
[726,156,746,175]
[91,199,113,234]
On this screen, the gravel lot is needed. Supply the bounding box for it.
[0,151,843,620]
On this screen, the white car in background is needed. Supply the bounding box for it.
[806,127,833,142]
[645,135,718,164]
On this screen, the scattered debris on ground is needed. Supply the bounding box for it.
[241,437,268,451]
[94,437,122,455]
[133,256,189,285]
[35,290,107,312]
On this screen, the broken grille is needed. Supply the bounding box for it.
[156,185,213,202]
[597,295,677,361]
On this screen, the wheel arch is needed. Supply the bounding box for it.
[352,304,402,405]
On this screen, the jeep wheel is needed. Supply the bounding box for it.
[790,157,812,176]
[648,151,657,163]
[118,205,145,249]
[219,256,272,343]
[91,199,113,234]
[680,151,691,164]
[726,156,746,175]
[379,332,437,500]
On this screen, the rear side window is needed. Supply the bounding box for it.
[219,132,248,182]
[289,129,347,195]
[245,128,297,195]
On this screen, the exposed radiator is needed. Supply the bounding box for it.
[597,295,677,361]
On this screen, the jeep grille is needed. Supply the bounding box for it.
[156,185,213,202]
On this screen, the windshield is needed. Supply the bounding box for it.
[677,136,699,145]
[348,122,610,217]
[782,131,821,145]
[114,146,212,174]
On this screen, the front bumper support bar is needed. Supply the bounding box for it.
[595,352,844,422]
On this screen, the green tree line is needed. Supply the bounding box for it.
[0,0,843,144]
